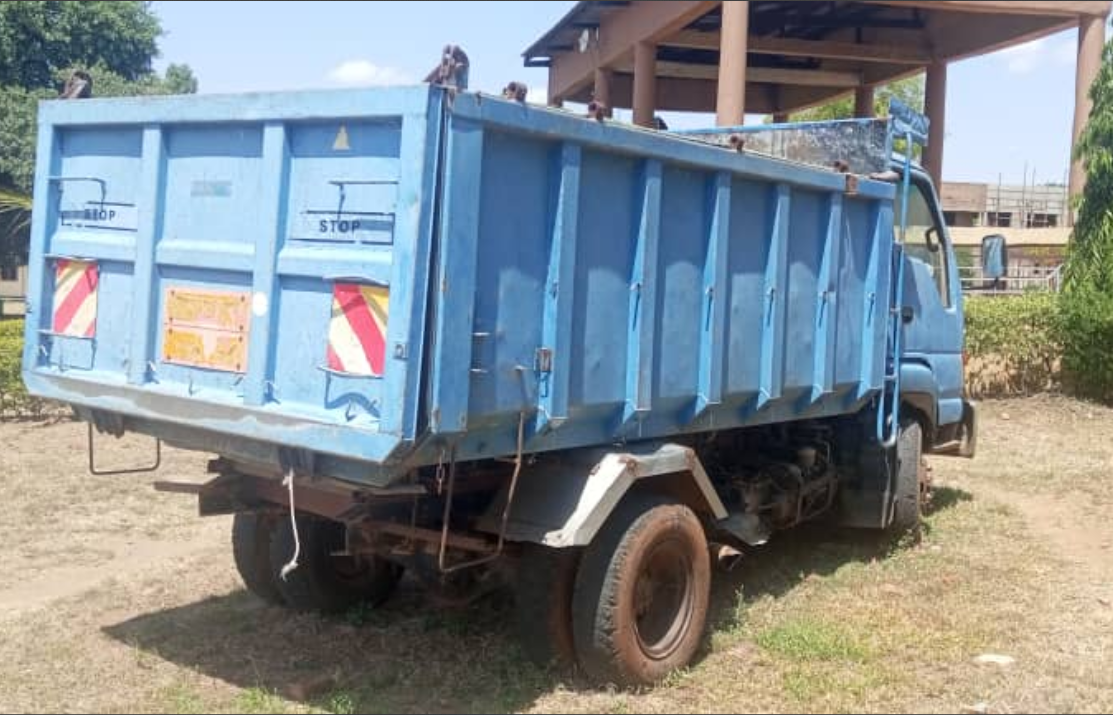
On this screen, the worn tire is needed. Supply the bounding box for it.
[572,495,711,686]
[232,512,284,606]
[889,420,925,535]
[515,544,581,670]
[269,513,403,614]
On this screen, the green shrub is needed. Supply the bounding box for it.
[0,318,30,416]
[1060,287,1113,404]
[962,290,1113,405]
[963,293,1062,398]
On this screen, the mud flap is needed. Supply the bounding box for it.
[836,447,894,530]
[931,400,978,459]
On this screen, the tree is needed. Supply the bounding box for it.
[0,1,196,267]
[0,189,31,270]
[1065,27,1113,293]
[0,3,197,194]
[0,85,54,195]
[1060,21,1113,404]
[0,1,161,89]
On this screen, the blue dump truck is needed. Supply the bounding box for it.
[23,78,975,685]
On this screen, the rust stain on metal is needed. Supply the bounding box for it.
[618,455,639,477]
[425,44,470,90]
[365,520,496,554]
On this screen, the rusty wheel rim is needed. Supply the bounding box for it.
[633,537,696,661]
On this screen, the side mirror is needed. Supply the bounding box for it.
[925,226,941,253]
[901,306,914,324]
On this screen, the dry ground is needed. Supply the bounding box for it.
[1,395,1111,714]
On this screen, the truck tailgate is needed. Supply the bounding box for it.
[22,87,442,466]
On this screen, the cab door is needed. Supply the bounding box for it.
[898,169,965,432]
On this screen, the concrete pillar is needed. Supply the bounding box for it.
[1069,14,1105,213]
[923,62,947,189]
[716,0,750,127]
[593,67,612,116]
[546,70,564,108]
[772,112,789,123]
[633,41,657,127]
[854,86,875,118]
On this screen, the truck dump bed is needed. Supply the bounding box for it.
[23,85,896,486]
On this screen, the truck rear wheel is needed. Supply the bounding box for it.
[269,513,403,614]
[572,495,710,686]
[514,543,581,669]
[231,512,284,606]
[889,420,926,536]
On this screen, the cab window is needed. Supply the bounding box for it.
[899,182,951,308]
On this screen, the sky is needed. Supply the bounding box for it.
[150,1,1107,186]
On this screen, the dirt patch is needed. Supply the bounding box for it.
[1,398,1112,713]
[0,417,215,591]
[0,534,223,613]
[979,486,1113,578]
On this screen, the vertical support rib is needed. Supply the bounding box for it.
[537,142,582,433]
[385,106,440,440]
[623,159,662,427]
[430,118,484,434]
[858,202,893,399]
[128,126,166,385]
[810,192,843,404]
[23,125,59,370]
[757,183,790,411]
[244,122,289,405]
[693,171,731,422]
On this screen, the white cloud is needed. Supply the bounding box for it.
[326,60,413,87]
[999,36,1076,74]
[1052,39,1077,66]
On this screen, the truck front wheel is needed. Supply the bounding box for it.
[268,513,403,614]
[889,420,927,536]
[572,495,711,686]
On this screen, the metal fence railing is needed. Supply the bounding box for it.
[959,264,1063,294]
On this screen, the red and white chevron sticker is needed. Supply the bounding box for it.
[327,283,388,377]
[52,259,99,338]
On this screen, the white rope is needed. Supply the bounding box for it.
[279,468,301,581]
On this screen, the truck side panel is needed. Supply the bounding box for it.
[421,94,895,465]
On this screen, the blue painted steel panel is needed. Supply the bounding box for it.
[24,87,908,487]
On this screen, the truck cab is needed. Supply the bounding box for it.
[897,162,977,457]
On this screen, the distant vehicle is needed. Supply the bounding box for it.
[22,82,974,685]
